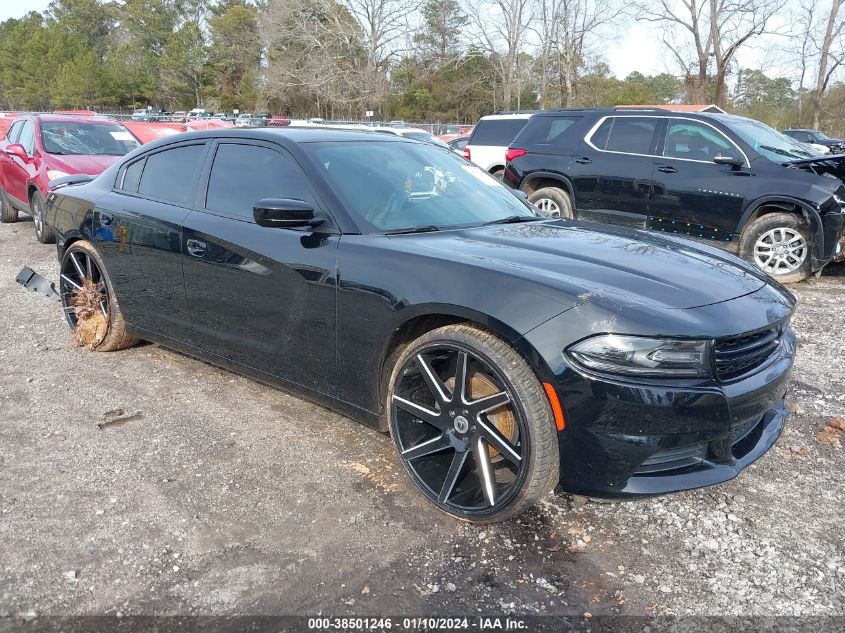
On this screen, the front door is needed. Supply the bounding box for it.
[181,140,338,395]
[568,115,660,228]
[4,119,37,205]
[651,118,748,241]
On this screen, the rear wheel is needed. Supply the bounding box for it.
[31,190,55,244]
[59,241,139,351]
[0,185,18,223]
[528,187,573,219]
[386,324,560,523]
[739,213,812,283]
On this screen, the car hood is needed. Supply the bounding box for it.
[393,221,769,310]
[47,154,122,175]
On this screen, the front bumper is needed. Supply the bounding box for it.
[550,330,793,497]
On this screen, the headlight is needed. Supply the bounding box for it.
[567,335,711,378]
[47,170,70,181]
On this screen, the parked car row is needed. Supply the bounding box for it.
[452,108,845,283]
[39,126,798,523]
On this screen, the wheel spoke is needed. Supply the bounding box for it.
[438,450,468,503]
[415,354,450,404]
[61,274,82,291]
[475,438,496,507]
[69,252,85,279]
[401,434,450,460]
[100,300,108,318]
[452,351,469,404]
[85,254,93,281]
[392,395,445,430]
[471,390,510,413]
[477,418,522,465]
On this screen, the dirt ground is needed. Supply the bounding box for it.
[1,217,843,623]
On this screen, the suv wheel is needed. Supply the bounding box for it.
[0,185,18,223]
[739,212,812,283]
[386,324,560,523]
[528,187,573,219]
[31,190,55,244]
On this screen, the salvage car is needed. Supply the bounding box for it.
[0,114,140,243]
[505,109,845,283]
[46,128,796,522]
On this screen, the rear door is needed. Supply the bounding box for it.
[181,140,338,394]
[568,115,660,227]
[651,118,748,238]
[4,119,37,206]
[98,141,208,339]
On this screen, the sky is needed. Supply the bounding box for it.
[4,0,797,83]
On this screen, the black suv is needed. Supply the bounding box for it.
[505,109,845,282]
[782,128,845,153]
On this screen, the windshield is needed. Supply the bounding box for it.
[724,118,817,162]
[41,122,140,156]
[308,140,539,233]
[812,130,830,140]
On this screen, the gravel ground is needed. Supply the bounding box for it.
[1,218,843,622]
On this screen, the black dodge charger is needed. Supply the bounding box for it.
[46,128,796,523]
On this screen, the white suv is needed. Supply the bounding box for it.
[463,113,533,179]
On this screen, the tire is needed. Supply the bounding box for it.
[59,241,139,351]
[0,185,18,223]
[491,168,505,181]
[528,187,574,219]
[739,212,812,283]
[31,190,55,244]
[386,323,560,523]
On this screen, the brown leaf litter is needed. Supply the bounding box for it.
[817,418,845,446]
[70,279,108,348]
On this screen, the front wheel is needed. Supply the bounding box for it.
[59,241,139,351]
[739,213,812,283]
[528,187,573,219]
[31,190,55,244]
[386,324,560,523]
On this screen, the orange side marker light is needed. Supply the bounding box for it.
[543,382,566,431]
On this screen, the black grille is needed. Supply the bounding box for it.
[714,326,781,381]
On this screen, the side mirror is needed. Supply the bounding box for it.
[714,154,742,169]
[253,198,324,228]
[5,143,30,162]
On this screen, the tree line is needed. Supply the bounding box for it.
[1,0,844,132]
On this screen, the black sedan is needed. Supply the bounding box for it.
[46,128,796,523]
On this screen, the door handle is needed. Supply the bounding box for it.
[575,157,592,165]
[100,212,113,226]
[186,238,207,257]
[657,165,678,174]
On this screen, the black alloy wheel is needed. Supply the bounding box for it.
[388,325,560,522]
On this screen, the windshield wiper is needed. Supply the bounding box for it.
[383,225,441,235]
[483,215,544,225]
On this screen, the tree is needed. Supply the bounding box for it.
[636,0,783,106]
[209,0,261,110]
[415,0,467,64]
[467,0,533,110]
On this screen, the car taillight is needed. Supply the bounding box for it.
[506,148,527,162]
[463,147,471,160]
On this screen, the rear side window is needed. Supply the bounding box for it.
[205,143,315,220]
[590,117,660,155]
[470,119,529,146]
[138,144,205,206]
[516,116,580,145]
[6,121,23,143]
[119,158,145,193]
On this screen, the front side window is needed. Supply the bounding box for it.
[205,143,315,219]
[137,144,206,206]
[18,121,35,156]
[41,122,140,156]
[663,120,735,162]
[308,140,537,233]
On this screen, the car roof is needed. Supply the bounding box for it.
[478,113,535,121]
[33,114,121,124]
[141,127,410,148]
